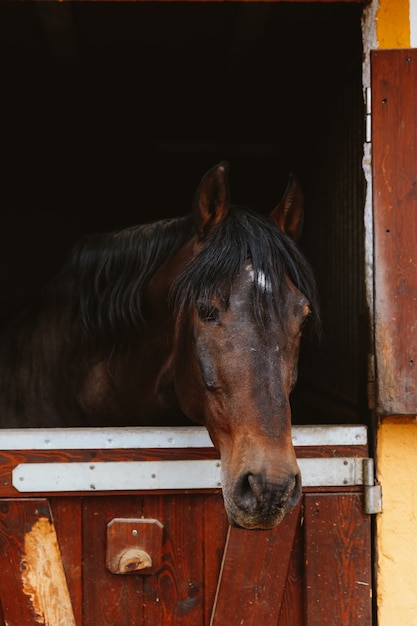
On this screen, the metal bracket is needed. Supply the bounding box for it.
[363,458,382,514]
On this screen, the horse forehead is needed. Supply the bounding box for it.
[244,261,272,293]
[242,261,309,310]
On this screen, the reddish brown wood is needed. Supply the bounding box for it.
[82,496,146,626]
[0,498,76,625]
[0,499,43,624]
[106,517,163,574]
[371,49,417,415]
[304,493,372,625]
[277,515,304,626]
[0,490,373,625]
[202,495,229,624]
[151,494,207,626]
[80,493,227,625]
[210,501,302,625]
[50,497,83,624]
[0,442,373,624]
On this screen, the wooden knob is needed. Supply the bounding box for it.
[113,548,153,574]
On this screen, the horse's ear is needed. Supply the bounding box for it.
[269,173,304,242]
[193,161,230,240]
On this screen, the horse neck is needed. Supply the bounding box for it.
[0,303,83,427]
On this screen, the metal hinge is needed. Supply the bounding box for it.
[365,86,372,143]
[363,458,382,514]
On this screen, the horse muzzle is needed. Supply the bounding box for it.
[222,469,302,530]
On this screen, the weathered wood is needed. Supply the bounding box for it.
[0,443,367,498]
[304,493,372,625]
[49,497,83,624]
[277,517,304,626]
[0,498,76,626]
[202,495,229,624]
[371,49,417,415]
[210,501,302,625]
[0,431,372,624]
[80,493,228,625]
[106,518,163,574]
[83,495,146,626]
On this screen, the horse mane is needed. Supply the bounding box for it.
[170,205,320,331]
[66,215,193,350]
[65,205,319,350]
[3,204,318,362]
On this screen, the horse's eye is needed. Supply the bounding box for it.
[197,304,219,323]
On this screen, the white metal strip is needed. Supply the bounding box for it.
[13,460,222,492]
[12,457,367,493]
[0,424,367,451]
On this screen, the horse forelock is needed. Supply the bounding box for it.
[170,206,320,331]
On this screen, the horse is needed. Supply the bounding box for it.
[0,162,319,529]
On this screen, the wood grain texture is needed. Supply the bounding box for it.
[0,441,372,624]
[50,497,83,624]
[304,493,372,626]
[277,516,304,626]
[0,498,76,626]
[81,492,228,626]
[210,501,302,625]
[371,49,417,415]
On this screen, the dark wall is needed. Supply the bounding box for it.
[0,1,366,424]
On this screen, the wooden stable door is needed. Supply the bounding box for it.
[0,426,373,625]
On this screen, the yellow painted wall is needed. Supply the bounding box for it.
[376,0,410,48]
[376,419,417,626]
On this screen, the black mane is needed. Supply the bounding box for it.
[64,206,319,348]
[171,205,320,330]
[66,215,193,349]
[9,205,319,355]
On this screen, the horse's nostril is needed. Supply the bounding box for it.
[234,471,299,513]
[247,473,264,502]
[232,473,259,512]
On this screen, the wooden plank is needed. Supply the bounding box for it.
[202,495,229,625]
[0,498,76,626]
[149,494,207,626]
[210,501,302,626]
[277,515,304,626]
[82,493,223,625]
[304,493,372,625]
[50,497,83,624]
[371,49,417,415]
[82,495,147,626]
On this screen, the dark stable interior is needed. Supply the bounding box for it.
[0,1,367,426]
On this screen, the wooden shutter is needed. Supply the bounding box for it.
[371,49,417,415]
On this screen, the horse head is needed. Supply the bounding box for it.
[148,162,317,529]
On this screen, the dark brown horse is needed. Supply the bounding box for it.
[0,162,319,529]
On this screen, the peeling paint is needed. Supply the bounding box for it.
[22,517,76,626]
